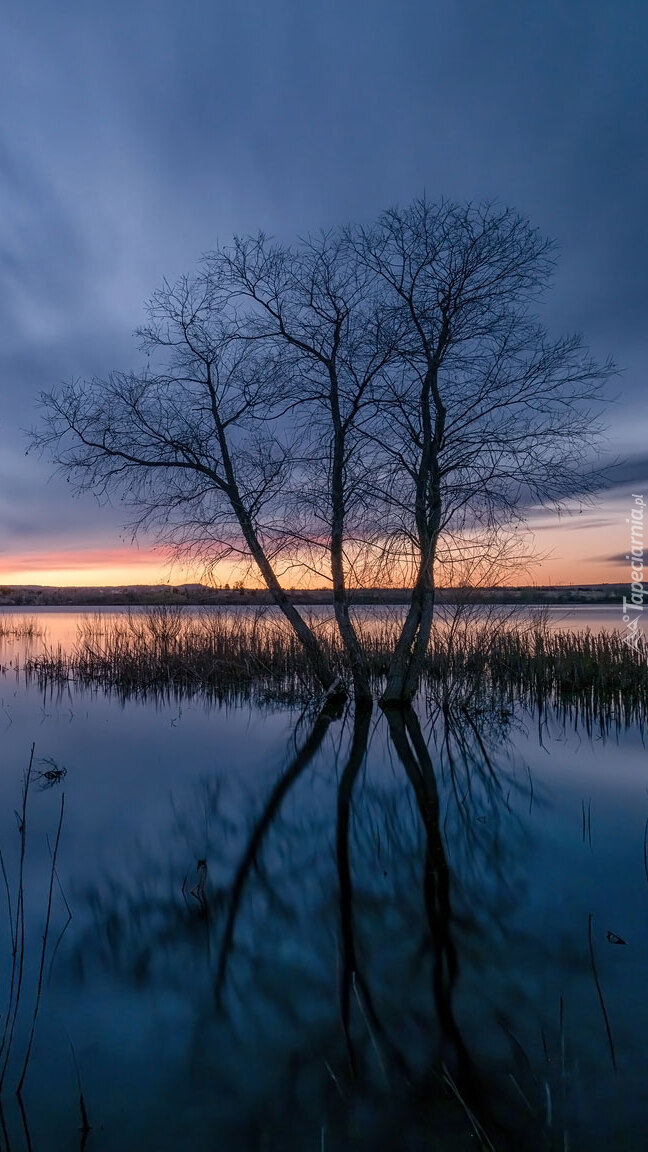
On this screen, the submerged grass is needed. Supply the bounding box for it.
[24,608,336,705]
[0,616,43,641]
[425,621,648,731]
[18,605,648,720]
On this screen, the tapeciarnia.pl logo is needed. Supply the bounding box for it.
[621,493,646,654]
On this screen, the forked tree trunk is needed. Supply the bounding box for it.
[379,580,435,706]
[380,496,439,707]
[402,583,436,700]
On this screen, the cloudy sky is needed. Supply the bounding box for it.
[1,0,646,587]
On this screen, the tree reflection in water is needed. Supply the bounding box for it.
[71,687,549,1151]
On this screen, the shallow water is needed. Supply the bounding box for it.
[0,609,647,1151]
[0,600,634,650]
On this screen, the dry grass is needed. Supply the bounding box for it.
[0,615,43,640]
[19,606,648,720]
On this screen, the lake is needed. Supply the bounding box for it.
[0,606,646,1150]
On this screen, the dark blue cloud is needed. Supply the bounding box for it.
[604,553,642,565]
[1,0,647,560]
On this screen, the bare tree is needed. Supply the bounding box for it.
[349,198,614,704]
[32,235,401,701]
[31,197,612,706]
[208,231,399,699]
[31,275,339,693]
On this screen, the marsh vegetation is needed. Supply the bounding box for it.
[20,605,648,725]
[0,617,42,641]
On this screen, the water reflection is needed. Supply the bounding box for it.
[64,691,549,1151]
[3,616,648,1149]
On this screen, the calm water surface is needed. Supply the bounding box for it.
[0,607,646,1151]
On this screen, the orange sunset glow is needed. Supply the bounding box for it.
[0,547,193,588]
[0,501,629,590]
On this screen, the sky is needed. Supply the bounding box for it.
[1,0,647,588]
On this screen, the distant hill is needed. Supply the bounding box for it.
[0,582,628,607]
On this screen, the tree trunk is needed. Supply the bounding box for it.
[379,581,425,706]
[244,524,340,693]
[380,378,442,707]
[379,580,435,706]
[401,583,436,702]
[329,362,372,701]
[213,395,339,693]
[380,518,437,707]
[333,598,372,701]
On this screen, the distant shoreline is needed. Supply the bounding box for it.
[0,582,627,607]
